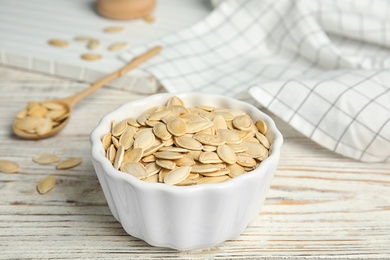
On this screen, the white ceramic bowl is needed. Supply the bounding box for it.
[90,92,283,251]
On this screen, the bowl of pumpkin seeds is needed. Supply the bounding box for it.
[90,92,283,251]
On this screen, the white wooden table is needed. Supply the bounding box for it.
[1,65,389,259]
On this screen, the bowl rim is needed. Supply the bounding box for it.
[90,92,283,193]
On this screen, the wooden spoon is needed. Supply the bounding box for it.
[13,46,162,140]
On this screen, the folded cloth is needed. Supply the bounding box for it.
[121,0,390,162]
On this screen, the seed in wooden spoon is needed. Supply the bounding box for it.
[56,157,82,170]
[33,153,60,165]
[48,39,69,47]
[27,105,48,118]
[164,166,191,185]
[81,53,102,61]
[37,175,56,194]
[36,118,53,136]
[14,116,45,131]
[0,160,20,173]
[108,42,128,51]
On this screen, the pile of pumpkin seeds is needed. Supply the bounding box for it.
[102,96,271,186]
[14,101,69,136]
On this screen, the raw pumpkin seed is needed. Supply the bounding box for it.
[48,39,69,47]
[0,160,20,173]
[56,157,82,170]
[37,175,56,194]
[33,153,60,165]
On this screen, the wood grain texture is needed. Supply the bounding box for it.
[0,66,389,259]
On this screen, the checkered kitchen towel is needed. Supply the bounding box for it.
[121,0,390,162]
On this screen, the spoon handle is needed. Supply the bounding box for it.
[64,46,162,106]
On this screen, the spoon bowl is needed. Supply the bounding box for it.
[13,99,72,140]
[12,46,161,140]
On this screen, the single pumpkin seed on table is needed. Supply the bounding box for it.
[48,39,69,47]
[36,175,56,194]
[108,42,128,51]
[104,26,125,33]
[56,157,82,170]
[87,40,101,50]
[81,53,102,61]
[33,153,60,165]
[0,160,20,173]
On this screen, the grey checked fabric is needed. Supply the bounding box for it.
[121,0,390,162]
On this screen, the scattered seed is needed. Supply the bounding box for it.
[48,39,69,47]
[37,175,56,194]
[33,153,60,165]
[0,160,20,173]
[81,53,102,61]
[108,42,128,51]
[56,157,82,170]
[87,39,100,50]
[104,26,125,33]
